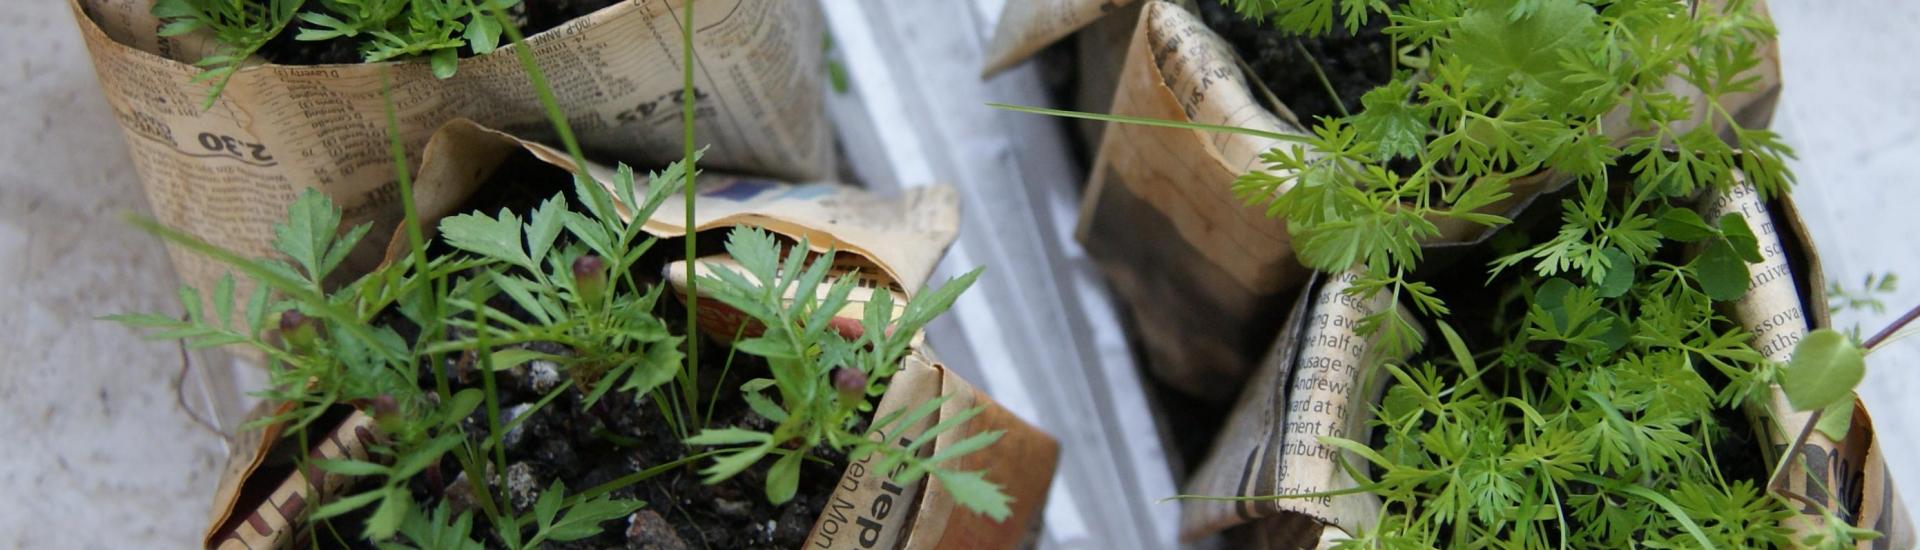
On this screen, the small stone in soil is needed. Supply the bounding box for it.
[443,471,478,516]
[625,509,688,550]
[501,403,535,452]
[535,436,577,472]
[713,498,751,519]
[527,360,562,393]
[507,462,541,513]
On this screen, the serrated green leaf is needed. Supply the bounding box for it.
[924,430,1004,468]
[1444,0,1598,103]
[619,339,684,396]
[740,379,788,422]
[525,196,566,266]
[698,443,774,483]
[931,469,1011,521]
[440,210,533,271]
[535,480,564,528]
[1349,81,1427,159]
[274,189,342,282]
[1782,329,1865,412]
[733,335,797,359]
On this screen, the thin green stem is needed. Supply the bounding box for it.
[381,67,451,403]
[1294,39,1351,118]
[680,0,702,424]
[703,322,749,428]
[473,286,518,548]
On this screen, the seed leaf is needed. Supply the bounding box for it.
[1782,328,1865,412]
[1657,208,1717,242]
[1692,239,1750,302]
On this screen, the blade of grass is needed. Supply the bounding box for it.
[986,103,1311,143]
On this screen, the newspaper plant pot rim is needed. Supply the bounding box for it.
[1074,0,1782,402]
[71,0,666,79]
[204,351,1060,549]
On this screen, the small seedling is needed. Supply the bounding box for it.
[154,0,521,106]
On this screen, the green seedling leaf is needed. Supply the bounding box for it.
[431,48,458,79]
[313,458,390,477]
[932,469,1012,522]
[1443,0,1599,103]
[444,388,484,425]
[1693,239,1751,302]
[1596,248,1634,298]
[767,450,803,504]
[1350,81,1428,159]
[1782,329,1865,412]
[1657,208,1717,242]
[485,348,561,372]
[1719,212,1764,263]
[366,488,410,540]
[275,189,345,281]
[1816,399,1856,441]
[535,480,564,528]
[310,488,385,521]
[685,428,773,446]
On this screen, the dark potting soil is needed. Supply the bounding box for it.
[258,0,620,66]
[1194,0,1396,124]
[314,152,837,549]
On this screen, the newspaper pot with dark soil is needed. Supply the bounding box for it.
[71,0,835,305]
[1177,171,1915,548]
[115,121,1059,550]
[1044,0,1785,409]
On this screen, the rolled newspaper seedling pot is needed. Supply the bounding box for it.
[1694,175,1914,546]
[70,0,835,314]
[666,284,1061,550]
[202,120,1060,549]
[1179,268,1426,546]
[1072,0,1781,401]
[1175,174,1915,547]
[204,349,1060,549]
[982,0,1151,77]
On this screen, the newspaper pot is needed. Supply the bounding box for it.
[1176,177,1914,548]
[201,122,1061,549]
[205,351,1058,549]
[69,0,835,308]
[1068,1,1782,402]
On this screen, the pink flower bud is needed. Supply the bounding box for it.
[831,367,867,405]
[278,310,318,351]
[573,254,606,304]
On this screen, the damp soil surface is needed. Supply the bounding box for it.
[315,152,838,549]
[1194,0,1397,123]
[258,0,620,66]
